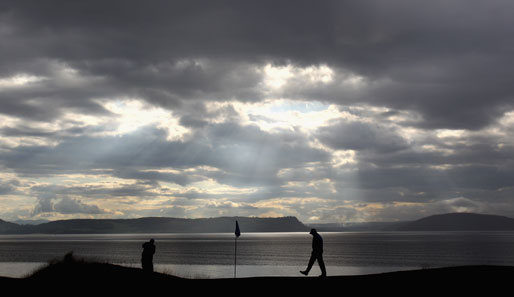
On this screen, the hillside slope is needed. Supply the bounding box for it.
[397,213,514,231]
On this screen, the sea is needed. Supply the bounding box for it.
[1,231,514,279]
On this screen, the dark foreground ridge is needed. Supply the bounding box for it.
[1,254,513,295]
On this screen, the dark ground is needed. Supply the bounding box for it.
[1,255,513,295]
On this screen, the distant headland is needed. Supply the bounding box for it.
[0,216,308,234]
[2,213,514,234]
[395,212,514,231]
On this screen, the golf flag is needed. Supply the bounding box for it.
[234,220,240,278]
[235,220,241,237]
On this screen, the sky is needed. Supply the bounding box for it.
[1,0,514,223]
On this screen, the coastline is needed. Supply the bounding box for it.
[0,262,419,279]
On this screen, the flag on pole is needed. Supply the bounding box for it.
[234,220,240,278]
[235,220,241,237]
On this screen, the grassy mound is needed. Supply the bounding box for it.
[2,253,513,294]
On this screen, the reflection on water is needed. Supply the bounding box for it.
[0,262,46,278]
[146,264,417,278]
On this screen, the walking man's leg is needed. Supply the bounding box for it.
[317,253,327,277]
[300,252,316,275]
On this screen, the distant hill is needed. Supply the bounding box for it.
[0,219,23,233]
[0,216,308,234]
[396,213,514,231]
[7,213,514,234]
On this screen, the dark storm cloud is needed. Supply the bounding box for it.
[2,0,513,129]
[0,124,102,139]
[360,141,514,171]
[0,0,333,64]
[351,130,514,194]
[312,113,514,206]
[353,165,514,193]
[0,63,114,121]
[318,120,409,153]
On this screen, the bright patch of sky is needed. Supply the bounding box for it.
[101,99,190,141]
[0,74,46,88]
[235,99,342,134]
[259,63,334,91]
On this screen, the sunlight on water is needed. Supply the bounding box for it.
[148,264,417,279]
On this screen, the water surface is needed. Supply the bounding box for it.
[1,231,513,278]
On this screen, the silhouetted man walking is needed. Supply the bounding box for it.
[141,238,156,272]
[300,229,327,277]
